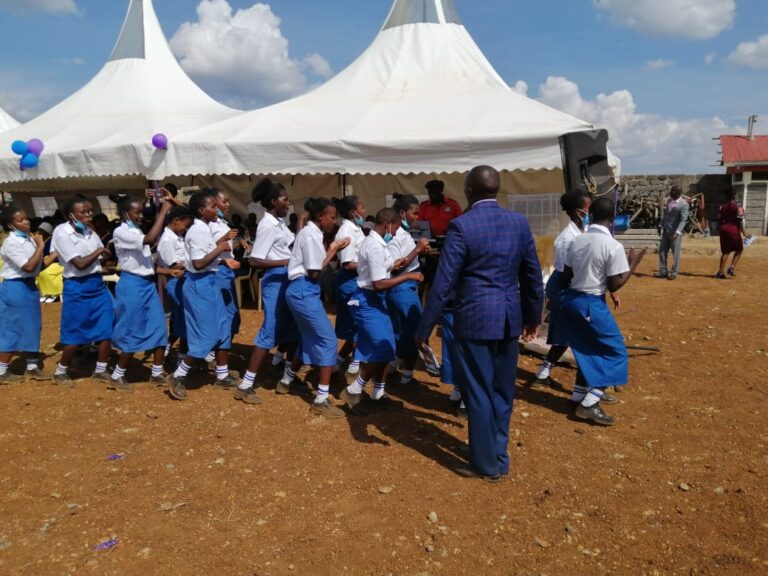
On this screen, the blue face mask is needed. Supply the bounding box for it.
[11,226,28,239]
[383,229,394,243]
[581,214,591,227]
[217,209,225,220]
[126,220,140,230]
[71,217,89,234]
[400,219,410,231]
[354,217,365,227]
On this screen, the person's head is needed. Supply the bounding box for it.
[252,178,290,218]
[464,166,500,206]
[62,194,93,229]
[304,197,337,233]
[38,222,54,239]
[365,215,375,223]
[724,188,737,202]
[208,188,230,218]
[590,197,616,226]
[164,183,179,198]
[0,206,30,235]
[189,190,219,222]
[167,205,194,235]
[333,196,366,225]
[425,179,445,204]
[117,196,144,226]
[393,193,420,227]
[560,190,593,229]
[670,185,683,200]
[374,207,400,241]
[92,213,110,236]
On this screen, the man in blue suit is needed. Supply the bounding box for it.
[416,165,544,482]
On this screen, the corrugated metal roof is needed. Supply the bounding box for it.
[720,135,768,165]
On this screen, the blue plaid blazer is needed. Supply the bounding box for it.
[417,200,544,341]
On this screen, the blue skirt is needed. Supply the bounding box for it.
[166,276,186,340]
[349,288,396,363]
[286,276,338,367]
[334,269,358,342]
[183,272,232,358]
[113,273,168,353]
[61,275,114,346]
[545,270,570,347]
[386,279,422,359]
[216,266,241,336]
[0,278,42,353]
[254,267,298,349]
[439,309,456,386]
[560,290,628,389]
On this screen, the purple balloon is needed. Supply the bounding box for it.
[27,138,44,156]
[152,133,168,150]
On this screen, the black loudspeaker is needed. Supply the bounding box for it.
[559,129,613,196]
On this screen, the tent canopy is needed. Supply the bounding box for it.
[0,106,19,133]
[0,0,237,185]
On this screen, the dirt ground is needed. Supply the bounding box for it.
[0,238,766,576]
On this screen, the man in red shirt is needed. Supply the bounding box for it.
[419,180,463,238]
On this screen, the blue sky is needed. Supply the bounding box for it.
[0,0,766,173]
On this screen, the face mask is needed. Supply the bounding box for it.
[10,226,28,239]
[383,228,394,243]
[581,214,591,227]
[217,209,225,220]
[400,219,410,231]
[126,220,140,230]
[354,217,365,227]
[70,215,88,234]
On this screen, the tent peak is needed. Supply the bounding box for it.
[109,0,151,61]
[382,0,462,30]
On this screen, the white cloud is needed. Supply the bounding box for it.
[54,57,86,66]
[594,0,735,40]
[0,0,78,14]
[729,35,768,70]
[536,76,740,173]
[512,80,529,96]
[169,0,333,108]
[645,59,673,70]
[704,52,717,65]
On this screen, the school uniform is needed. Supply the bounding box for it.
[0,233,42,353]
[111,222,168,354]
[157,227,187,339]
[561,224,629,389]
[386,226,422,359]
[51,222,114,346]
[210,217,240,336]
[349,231,397,363]
[250,212,298,349]
[334,219,365,342]
[285,221,337,366]
[546,221,583,347]
[182,219,230,359]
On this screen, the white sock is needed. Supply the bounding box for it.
[111,366,126,381]
[94,362,108,374]
[205,351,215,363]
[240,371,257,390]
[315,384,330,404]
[581,388,604,408]
[449,387,462,402]
[0,362,8,376]
[537,360,553,380]
[272,351,284,366]
[164,345,171,358]
[571,385,588,403]
[55,363,68,376]
[281,364,297,384]
[174,360,191,379]
[347,359,360,374]
[26,360,39,372]
[400,369,414,384]
[151,365,164,378]
[372,382,386,400]
[347,375,366,395]
[216,365,229,381]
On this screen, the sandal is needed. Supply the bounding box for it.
[727,267,736,277]
[715,272,727,279]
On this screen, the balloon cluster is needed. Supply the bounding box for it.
[152,133,168,150]
[11,139,44,170]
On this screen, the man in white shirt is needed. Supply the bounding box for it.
[561,197,645,426]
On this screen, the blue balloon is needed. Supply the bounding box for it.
[20,153,39,169]
[11,140,29,156]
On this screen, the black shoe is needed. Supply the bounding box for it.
[340,388,366,415]
[234,387,263,405]
[214,375,239,389]
[169,376,188,401]
[25,368,52,381]
[310,399,345,419]
[108,376,135,394]
[54,373,75,388]
[0,372,23,384]
[574,403,615,426]
[149,373,170,387]
[601,393,619,405]
[668,274,677,281]
[453,466,503,483]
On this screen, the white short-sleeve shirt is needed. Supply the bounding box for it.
[553,221,583,273]
[0,234,39,280]
[287,221,326,281]
[156,227,185,269]
[184,219,219,274]
[387,226,419,273]
[565,224,629,296]
[209,218,233,260]
[250,212,294,262]
[51,222,104,278]
[357,231,393,290]
[335,219,365,266]
[113,222,154,277]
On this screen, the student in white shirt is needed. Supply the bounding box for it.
[332,196,367,376]
[281,198,350,418]
[51,195,115,386]
[341,208,424,415]
[156,206,194,358]
[169,191,238,401]
[387,194,430,384]
[561,197,646,426]
[0,206,49,383]
[235,179,299,405]
[109,190,176,391]
[211,189,242,338]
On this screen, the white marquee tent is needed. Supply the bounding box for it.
[0,0,237,186]
[0,106,19,133]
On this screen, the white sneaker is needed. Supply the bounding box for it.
[347,360,360,375]
[536,362,552,381]
[39,296,47,303]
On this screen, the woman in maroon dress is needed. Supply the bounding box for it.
[717,189,752,279]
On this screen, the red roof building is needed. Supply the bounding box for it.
[720,135,768,173]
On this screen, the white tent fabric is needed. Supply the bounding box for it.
[0,0,237,185]
[0,106,19,133]
[161,0,595,179]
